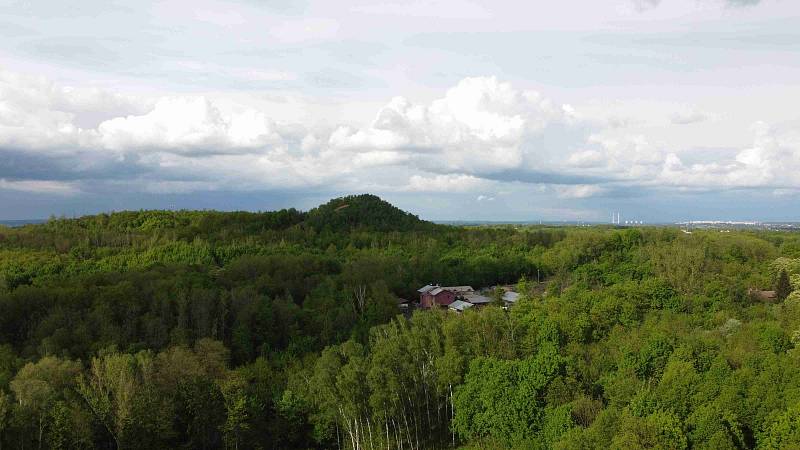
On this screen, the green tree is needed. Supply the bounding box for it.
[9,356,81,450]
[453,343,563,445]
[761,401,800,449]
[219,374,249,450]
[777,269,792,301]
[611,410,687,450]
[77,352,149,449]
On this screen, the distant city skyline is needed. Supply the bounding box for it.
[1,0,800,222]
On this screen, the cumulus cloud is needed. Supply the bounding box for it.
[329,76,577,176]
[97,97,285,153]
[574,134,665,181]
[2,68,799,203]
[0,70,143,150]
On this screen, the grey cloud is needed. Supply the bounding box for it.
[482,169,611,186]
[670,111,708,125]
[633,0,661,11]
[0,147,153,182]
[633,0,762,11]
[725,0,761,6]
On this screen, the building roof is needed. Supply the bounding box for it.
[752,289,777,300]
[418,284,439,293]
[463,293,492,304]
[503,292,520,303]
[443,285,474,293]
[397,297,410,304]
[448,300,474,312]
[429,287,449,296]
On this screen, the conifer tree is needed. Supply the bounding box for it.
[776,269,792,301]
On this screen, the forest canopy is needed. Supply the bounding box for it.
[1,195,799,449]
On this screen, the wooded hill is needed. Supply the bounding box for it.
[1,196,800,448]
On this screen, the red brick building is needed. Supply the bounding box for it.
[418,285,456,308]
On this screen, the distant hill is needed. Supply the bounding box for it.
[304,194,433,232]
[9,194,432,235]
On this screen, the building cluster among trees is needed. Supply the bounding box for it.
[417,283,518,312]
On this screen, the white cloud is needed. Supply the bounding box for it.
[0,70,140,150]
[567,150,605,168]
[97,97,284,153]
[476,194,495,202]
[651,121,800,189]
[405,173,493,193]
[553,184,606,199]
[0,179,79,195]
[329,76,573,175]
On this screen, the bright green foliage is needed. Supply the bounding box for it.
[452,343,563,445]
[761,402,800,449]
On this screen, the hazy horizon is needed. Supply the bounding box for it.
[2,0,800,222]
[2,192,800,225]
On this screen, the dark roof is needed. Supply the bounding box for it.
[442,285,474,293]
[429,287,448,296]
[448,300,474,312]
[463,293,492,304]
[418,284,439,293]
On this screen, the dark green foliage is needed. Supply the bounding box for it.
[776,269,792,301]
[304,194,433,232]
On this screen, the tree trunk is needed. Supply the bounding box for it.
[366,416,374,450]
[37,416,43,450]
[407,393,420,450]
[450,384,455,447]
[401,404,413,450]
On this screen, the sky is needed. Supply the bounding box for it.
[1,0,800,222]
